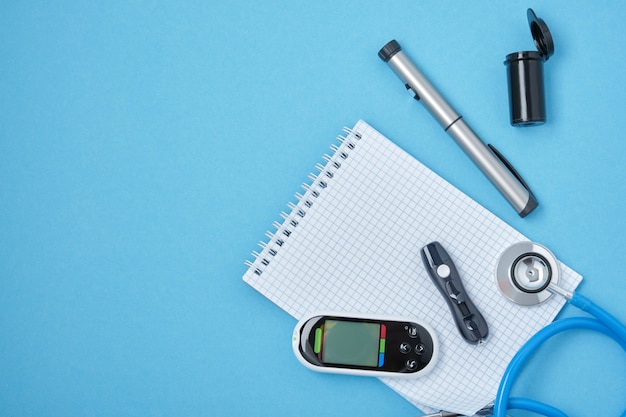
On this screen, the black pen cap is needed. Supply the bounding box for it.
[504,9,555,127]
[379,40,402,62]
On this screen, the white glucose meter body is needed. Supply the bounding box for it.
[292,312,439,378]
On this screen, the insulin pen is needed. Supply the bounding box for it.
[379,40,538,217]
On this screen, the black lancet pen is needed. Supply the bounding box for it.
[379,40,538,217]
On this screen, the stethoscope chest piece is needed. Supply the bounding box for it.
[496,241,560,306]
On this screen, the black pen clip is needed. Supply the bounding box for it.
[488,144,533,195]
[488,144,538,217]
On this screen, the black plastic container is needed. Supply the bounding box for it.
[505,9,554,126]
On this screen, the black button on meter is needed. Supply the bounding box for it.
[504,8,555,127]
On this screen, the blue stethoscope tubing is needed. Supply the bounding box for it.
[492,291,626,417]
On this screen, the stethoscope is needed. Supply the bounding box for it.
[491,242,626,417]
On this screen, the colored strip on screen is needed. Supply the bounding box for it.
[314,327,322,354]
[378,324,386,366]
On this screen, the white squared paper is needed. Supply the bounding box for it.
[243,120,582,415]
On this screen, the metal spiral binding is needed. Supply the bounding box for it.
[244,126,362,276]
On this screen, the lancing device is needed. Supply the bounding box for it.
[421,241,488,344]
[379,40,538,217]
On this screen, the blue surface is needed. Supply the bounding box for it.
[1,2,625,416]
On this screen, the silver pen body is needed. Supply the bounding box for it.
[380,41,538,217]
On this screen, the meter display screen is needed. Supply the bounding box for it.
[318,320,385,367]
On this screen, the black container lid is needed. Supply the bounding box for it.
[527,8,554,60]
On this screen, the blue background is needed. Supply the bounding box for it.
[1,1,625,416]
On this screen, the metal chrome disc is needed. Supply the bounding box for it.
[496,242,560,306]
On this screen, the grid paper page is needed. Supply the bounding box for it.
[243,120,582,415]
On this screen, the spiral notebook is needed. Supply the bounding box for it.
[242,120,582,415]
